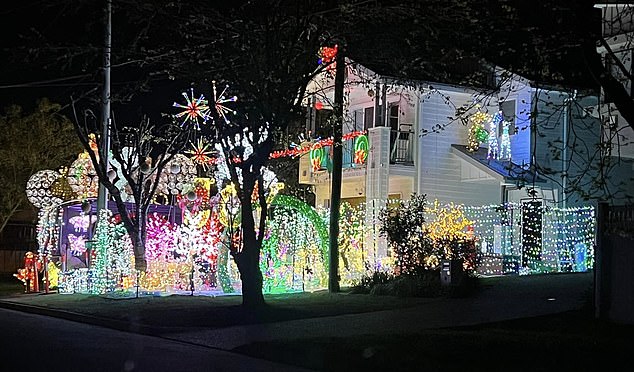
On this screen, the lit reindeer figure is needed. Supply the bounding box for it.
[487,111,502,160]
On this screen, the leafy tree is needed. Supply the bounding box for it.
[379,193,435,275]
[0,99,82,233]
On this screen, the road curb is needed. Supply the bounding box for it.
[0,299,184,336]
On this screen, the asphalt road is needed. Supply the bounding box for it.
[0,307,312,372]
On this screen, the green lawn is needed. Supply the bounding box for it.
[0,279,431,330]
[0,275,24,297]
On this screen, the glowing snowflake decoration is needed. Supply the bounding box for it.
[186,138,216,169]
[212,81,237,124]
[173,88,210,130]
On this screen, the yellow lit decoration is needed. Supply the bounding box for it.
[50,169,77,201]
[467,109,491,152]
[218,183,241,228]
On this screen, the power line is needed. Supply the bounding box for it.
[0,73,94,89]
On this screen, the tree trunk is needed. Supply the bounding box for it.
[235,195,265,307]
[132,203,147,272]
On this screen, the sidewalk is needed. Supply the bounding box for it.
[166,272,594,349]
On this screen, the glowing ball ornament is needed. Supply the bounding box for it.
[158,154,197,195]
[26,170,64,209]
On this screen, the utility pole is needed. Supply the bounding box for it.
[97,0,112,212]
[328,44,345,293]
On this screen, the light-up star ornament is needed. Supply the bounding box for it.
[186,138,216,170]
[173,88,210,130]
[212,81,237,125]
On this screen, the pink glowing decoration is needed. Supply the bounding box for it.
[69,215,98,232]
[68,234,87,255]
[145,213,178,261]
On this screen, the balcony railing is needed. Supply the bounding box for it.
[390,129,414,165]
[314,129,414,171]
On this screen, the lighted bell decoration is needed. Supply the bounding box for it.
[50,176,76,202]
[26,170,63,209]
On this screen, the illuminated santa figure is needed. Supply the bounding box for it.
[14,252,42,293]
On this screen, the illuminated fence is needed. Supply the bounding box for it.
[462,203,595,276]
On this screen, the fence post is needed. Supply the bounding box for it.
[595,202,609,320]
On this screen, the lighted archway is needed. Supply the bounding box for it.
[261,194,329,292]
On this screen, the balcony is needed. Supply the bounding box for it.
[389,128,414,165]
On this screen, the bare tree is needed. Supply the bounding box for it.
[71,105,192,271]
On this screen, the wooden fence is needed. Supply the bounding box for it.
[595,203,634,324]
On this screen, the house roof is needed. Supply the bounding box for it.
[451,144,546,185]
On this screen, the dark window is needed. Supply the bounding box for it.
[364,107,374,130]
[499,100,516,136]
[388,105,399,131]
[354,110,364,132]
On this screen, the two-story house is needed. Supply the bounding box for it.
[300,57,609,274]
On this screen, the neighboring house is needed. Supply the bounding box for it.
[594,3,634,204]
[299,57,616,274]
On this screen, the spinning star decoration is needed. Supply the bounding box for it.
[173,88,210,130]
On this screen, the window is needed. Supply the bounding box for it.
[353,109,364,132]
[388,105,399,131]
[499,100,516,136]
[364,107,374,130]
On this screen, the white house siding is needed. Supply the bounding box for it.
[532,89,603,207]
[498,78,532,167]
[417,88,500,205]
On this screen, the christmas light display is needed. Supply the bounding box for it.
[49,169,76,201]
[26,170,64,209]
[317,45,338,75]
[309,143,326,172]
[269,131,366,160]
[186,138,217,169]
[487,111,502,160]
[467,110,490,152]
[211,81,238,125]
[89,209,134,294]
[499,120,512,160]
[157,154,197,196]
[67,152,99,199]
[172,88,210,130]
[354,135,369,164]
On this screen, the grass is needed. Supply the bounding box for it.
[0,277,432,331]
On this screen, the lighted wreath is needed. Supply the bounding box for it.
[353,134,369,164]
